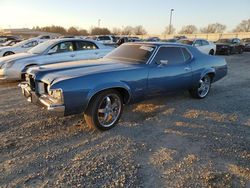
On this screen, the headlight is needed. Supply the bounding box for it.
[48,89,63,101]
[1,60,15,69]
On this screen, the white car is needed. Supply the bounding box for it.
[0,38,113,80]
[179,39,216,55]
[0,39,40,57]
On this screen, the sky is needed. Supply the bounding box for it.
[0,0,249,34]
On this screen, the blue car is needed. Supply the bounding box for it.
[19,42,227,130]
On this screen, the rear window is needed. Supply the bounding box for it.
[181,48,191,61]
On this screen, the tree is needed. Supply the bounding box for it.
[90,27,111,35]
[179,25,198,34]
[112,27,122,35]
[200,23,226,33]
[122,26,134,35]
[67,27,79,35]
[133,25,147,35]
[164,25,176,34]
[78,29,89,36]
[233,19,250,32]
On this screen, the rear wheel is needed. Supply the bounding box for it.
[239,47,243,54]
[3,51,15,56]
[84,90,123,130]
[189,75,211,99]
[209,49,214,55]
[225,48,231,55]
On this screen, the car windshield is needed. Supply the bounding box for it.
[12,39,31,47]
[28,40,55,54]
[105,44,156,64]
[178,40,193,45]
[216,39,232,43]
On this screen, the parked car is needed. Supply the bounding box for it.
[242,38,250,52]
[161,38,179,43]
[178,38,216,55]
[145,37,161,42]
[0,39,113,80]
[0,39,22,47]
[19,42,227,130]
[96,35,118,44]
[215,38,244,55]
[0,39,40,57]
[0,35,20,44]
[117,37,142,46]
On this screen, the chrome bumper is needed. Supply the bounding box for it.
[0,69,6,80]
[19,82,65,116]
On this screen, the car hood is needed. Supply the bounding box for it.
[0,52,38,66]
[28,58,144,84]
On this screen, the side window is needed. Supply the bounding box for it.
[50,41,74,54]
[201,40,209,46]
[194,40,202,46]
[76,41,98,50]
[181,48,191,61]
[154,47,185,65]
[25,41,38,47]
[41,36,50,39]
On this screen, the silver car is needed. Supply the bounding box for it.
[0,38,113,80]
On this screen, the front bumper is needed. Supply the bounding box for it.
[0,68,20,80]
[19,82,65,116]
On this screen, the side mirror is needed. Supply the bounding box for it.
[157,60,168,67]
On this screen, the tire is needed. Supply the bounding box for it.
[3,51,15,56]
[209,49,214,55]
[84,89,123,130]
[189,75,211,99]
[225,48,231,55]
[239,48,243,54]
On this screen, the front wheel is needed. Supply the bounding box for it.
[84,90,123,130]
[3,51,15,56]
[209,49,214,55]
[189,75,211,99]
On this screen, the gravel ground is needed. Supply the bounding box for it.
[0,53,250,187]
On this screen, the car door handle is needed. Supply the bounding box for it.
[70,54,76,57]
[95,52,99,55]
[184,67,191,71]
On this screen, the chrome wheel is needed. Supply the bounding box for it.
[97,94,122,128]
[198,76,211,98]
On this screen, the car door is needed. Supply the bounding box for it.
[41,41,77,65]
[74,41,100,60]
[147,46,193,96]
[201,40,210,54]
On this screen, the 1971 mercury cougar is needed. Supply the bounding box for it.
[19,43,227,130]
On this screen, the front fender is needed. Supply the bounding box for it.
[85,82,132,110]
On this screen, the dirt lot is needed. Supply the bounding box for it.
[0,53,250,188]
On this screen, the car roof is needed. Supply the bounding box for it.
[49,38,98,43]
[127,42,190,48]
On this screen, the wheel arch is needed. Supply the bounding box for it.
[85,83,132,112]
[201,68,215,82]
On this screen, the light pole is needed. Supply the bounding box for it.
[98,19,101,28]
[169,9,174,35]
